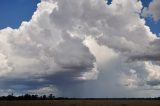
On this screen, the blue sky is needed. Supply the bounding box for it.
[145,17,160,36]
[0,0,40,29]
[141,0,152,7]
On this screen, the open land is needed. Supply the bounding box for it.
[0,100,160,106]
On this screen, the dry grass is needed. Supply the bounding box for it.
[0,100,160,106]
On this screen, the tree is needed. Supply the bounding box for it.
[42,95,47,100]
[48,94,55,100]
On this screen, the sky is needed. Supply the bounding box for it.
[0,0,160,98]
[0,0,40,29]
[0,0,160,36]
[141,0,160,36]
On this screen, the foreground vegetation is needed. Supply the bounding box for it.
[1,100,160,106]
[1,94,160,106]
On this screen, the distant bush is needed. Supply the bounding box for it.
[0,94,55,101]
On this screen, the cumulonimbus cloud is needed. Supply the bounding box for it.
[0,0,160,97]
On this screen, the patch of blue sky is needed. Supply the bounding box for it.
[0,0,40,29]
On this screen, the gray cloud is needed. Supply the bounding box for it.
[129,38,160,62]
[142,0,160,21]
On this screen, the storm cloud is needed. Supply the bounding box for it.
[0,0,160,97]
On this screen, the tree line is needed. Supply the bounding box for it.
[1,94,160,100]
[0,94,56,100]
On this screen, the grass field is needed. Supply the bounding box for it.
[0,100,160,106]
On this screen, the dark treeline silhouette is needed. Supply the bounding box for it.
[1,94,160,101]
[0,94,55,101]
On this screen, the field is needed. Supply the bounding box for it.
[0,100,160,106]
